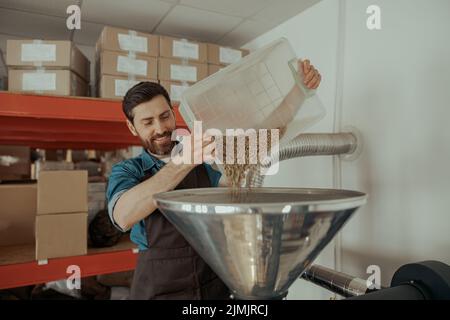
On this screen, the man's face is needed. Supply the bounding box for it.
[127,95,176,155]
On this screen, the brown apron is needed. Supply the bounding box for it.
[129,164,230,300]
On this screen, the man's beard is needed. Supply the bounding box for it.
[140,131,175,155]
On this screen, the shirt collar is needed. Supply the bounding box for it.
[140,149,165,172]
[140,140,181,171]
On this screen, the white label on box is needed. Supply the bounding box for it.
[173,40,199,60]
[219,47,242,64]
[170,83,190,101]
[117,55,147,76]
[118,34,148,53]
[115,79,139,97]
[21,43,56,62]
[22,72,56,91]
[170,65,197,82]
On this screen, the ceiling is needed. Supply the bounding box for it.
[0,0,321,48]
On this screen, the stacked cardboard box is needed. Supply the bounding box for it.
[207,64,225,76]
[207,44,249,76]
[96,26,159,99]
[158,39,249,104]
[93,28,249,104]
[36,170,88,260]
[159,80,190,105]
[158,58,208,84]
[160,36,208,63]
[158,36,208,104]
[0,183,37,247]
[6,40,90,96]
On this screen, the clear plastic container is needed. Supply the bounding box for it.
[179,38,326,147]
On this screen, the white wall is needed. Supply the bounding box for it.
[245,0,450,298]
[340,0,450,286]
[245,0,341,300]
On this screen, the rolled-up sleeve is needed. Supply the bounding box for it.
[106,162,141,232]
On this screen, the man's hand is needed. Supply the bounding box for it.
[171,133,216,168]
[299,59,321,90]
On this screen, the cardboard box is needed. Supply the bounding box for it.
[160,36,207,63]
[8,69,88,96]
[0,145,31,181]
[96,26,159,57]
[98,74,157,99]
[158,58,207,84]
[207,44,249,66]
[6,40,90,82]
[97,50,158,79]
[35,212,87,260]
[37,170,88,215]
[159,80,190,104]
[207,64,225,76]
[0,183,37,246]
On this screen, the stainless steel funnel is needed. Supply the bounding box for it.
[154,187,367,300]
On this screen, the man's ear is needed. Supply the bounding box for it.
[126,119,138,136]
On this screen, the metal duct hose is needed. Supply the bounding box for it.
[248,133,357,187]
[301,264,376,298]
[301,261,450,300]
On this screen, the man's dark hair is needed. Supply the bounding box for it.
[122,81,172,122]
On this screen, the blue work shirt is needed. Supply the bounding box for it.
[106,149,221,251]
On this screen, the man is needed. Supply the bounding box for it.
[106,59,321,300]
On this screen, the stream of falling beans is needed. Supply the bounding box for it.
[221,130,273,202]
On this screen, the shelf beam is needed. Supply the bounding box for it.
[0,91,187,150]
[0,238,138,290]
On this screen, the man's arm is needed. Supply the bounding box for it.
[113,160,195,231]
[113,134,215,231]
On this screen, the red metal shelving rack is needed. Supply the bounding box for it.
[0,238,138,290]
[0,91,188,290]
[0,91,187,150]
